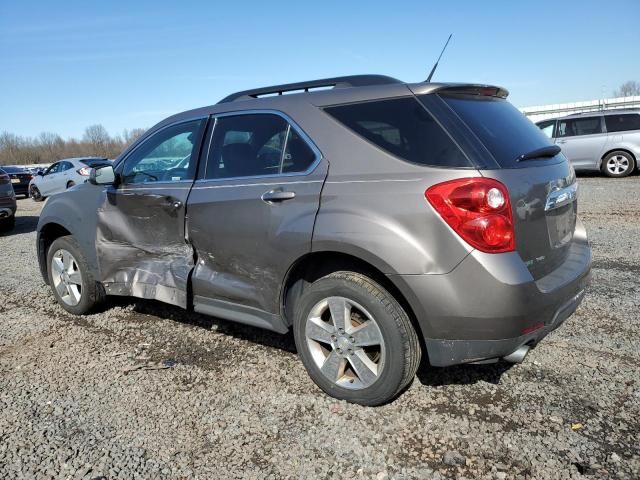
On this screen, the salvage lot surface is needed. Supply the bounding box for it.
[0,177,638,480]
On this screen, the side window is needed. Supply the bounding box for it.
[45,162,60,175]
[282,130,316,173]
[324,97,470,167]
[61,162,73,171]
[557,117,603,137]
[122,120,204,184]
[605,114,640,133]
[537,120,555,138]
[206,114,316,179]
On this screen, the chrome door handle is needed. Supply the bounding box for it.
[261,189,296,203]
[557,140,567,144]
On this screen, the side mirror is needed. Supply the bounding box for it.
[89,165,116,185]
[37,170,44,176]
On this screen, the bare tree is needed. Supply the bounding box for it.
[0,124,145,165]
[613,80,640,97]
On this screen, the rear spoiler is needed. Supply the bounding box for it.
[410,83,509,99]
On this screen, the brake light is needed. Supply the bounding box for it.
[0,173,9,183]
[425,178,515,253]
[77,167,91,176]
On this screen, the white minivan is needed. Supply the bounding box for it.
[536,109,640,177]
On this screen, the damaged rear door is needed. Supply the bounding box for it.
[96,118,207,308]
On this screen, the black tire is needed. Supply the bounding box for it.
[66,181,75,189]
[602,150,636,178]
[293,271,421,406]
[0,215,15,232]
[30,185,44,202]
[46,235,105,315]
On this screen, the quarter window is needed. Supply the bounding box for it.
[206,114,316,179]
[604,114,640,133]
[557,117,603,137]
[324,97,470,167]
[122,120,204,184]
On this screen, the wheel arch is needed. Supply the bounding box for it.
[280,250,428,350]
[37,222,72,284]
[600,148,638,171]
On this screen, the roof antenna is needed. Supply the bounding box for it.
[426,33,453,83]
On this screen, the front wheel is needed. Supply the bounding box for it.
[293,271,421,406]
[30,185,44,202]
[602,151,635,178]
[47,236,105,315]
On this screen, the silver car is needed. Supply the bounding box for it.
[536,109,640,177]
[29,157,110,200]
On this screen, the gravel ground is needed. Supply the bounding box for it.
[1,176,638,480]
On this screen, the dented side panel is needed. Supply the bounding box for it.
[96,184,194,308]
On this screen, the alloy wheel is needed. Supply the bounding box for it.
[305,296,385,389]
[50,249,83,306]
[606,154,630,175]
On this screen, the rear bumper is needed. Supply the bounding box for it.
[388,222,591,367]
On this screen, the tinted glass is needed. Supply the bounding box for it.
[61,162,74,171]
[81,158,110,167]
[325,97,469,167]
[557,117,603,137]
[122,120,204,184]
[282,130,316,173]
[206,114,289,179]
[605,114,640,132]
[536,120,555,138]
[1,166,25,173]
[439,95,554,167]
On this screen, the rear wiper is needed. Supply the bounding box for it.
[516,145,561,162]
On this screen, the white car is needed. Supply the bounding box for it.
[29,157,110,200]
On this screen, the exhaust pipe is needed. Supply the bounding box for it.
[503,345,530,364]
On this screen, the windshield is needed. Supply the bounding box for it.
[434,95,557,168]
[1,166,26,173]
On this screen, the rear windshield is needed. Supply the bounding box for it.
[81,158,110,167]
[436,95,556,168]
[324,97,471,168]
[1,166,24,173]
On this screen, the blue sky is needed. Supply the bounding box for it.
[1,0,639,139]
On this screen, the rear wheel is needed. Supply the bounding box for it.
[602,151,635,178]
[47,236,105,314]
[293,271,421,406]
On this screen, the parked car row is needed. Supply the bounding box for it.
[0,168,17,231]
[536,109,640,178]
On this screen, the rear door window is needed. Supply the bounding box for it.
[436,95,555,168]
[206,114,317,179]
[324,97,470,167]
[557,117,603,137]
[604,114,640,132]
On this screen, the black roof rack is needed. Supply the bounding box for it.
[217,75,402,104]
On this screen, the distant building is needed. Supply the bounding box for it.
[521,95,640,122]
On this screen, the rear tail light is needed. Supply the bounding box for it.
[77,167,91,176]
[425,177,515,253]
[0,173,10,183]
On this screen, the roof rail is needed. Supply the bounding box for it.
[217,75,402,104]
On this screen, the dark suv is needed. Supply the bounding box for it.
[37,75,591,405]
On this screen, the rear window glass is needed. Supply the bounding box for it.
[81,158,110,167]
[437,95,555,167]
[605,114,640,132]
[324,97,470,168]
